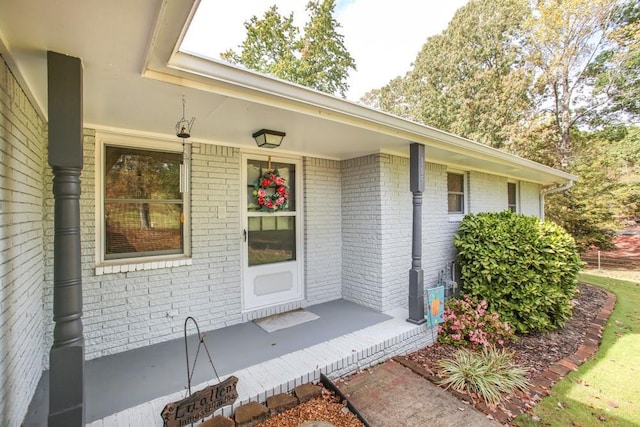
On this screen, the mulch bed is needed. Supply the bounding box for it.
[255,391,364,427]
[399,283,613,425]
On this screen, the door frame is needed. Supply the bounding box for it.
[240,151,305,313]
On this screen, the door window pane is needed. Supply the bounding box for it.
[246,159,295,212]
[248,216,296,266]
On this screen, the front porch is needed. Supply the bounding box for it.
[24,299,435,426]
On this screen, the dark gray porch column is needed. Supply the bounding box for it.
[47,51,85,427]
[407,143,426,324]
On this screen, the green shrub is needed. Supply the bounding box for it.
[438,346,529,405]
[438,296,515,348]
[454,211,583,334]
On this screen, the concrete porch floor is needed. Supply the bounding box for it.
[24,299,436,426]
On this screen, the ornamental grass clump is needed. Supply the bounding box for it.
[438,295,515,348]
[438,346,529,406]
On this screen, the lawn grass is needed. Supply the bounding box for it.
[514,273,640,427]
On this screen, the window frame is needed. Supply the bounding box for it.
[447,171,467,221]
[95,133,191,273]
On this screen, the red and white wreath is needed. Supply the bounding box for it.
[252,170,289,212]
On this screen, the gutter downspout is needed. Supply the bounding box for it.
[540,180,574,220]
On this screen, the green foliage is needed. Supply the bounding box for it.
[362,0,531,149]
[220,6,300,83]
[220,0,355,97]
[523,0,630,170]
[438,296,515,348]
[438,346,529,406]
[546,126,640,248]
[454,211,582,334]
[296,0,355,96]
[594,0,640,121]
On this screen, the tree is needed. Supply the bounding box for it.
[545,131,619,250]
[596,1,640,120]
[546,125,640,249]
[220,6,301,83]
[361,0,532,149]
[221,1,356,97]
[297,0,356,96]
[524,0,623,170]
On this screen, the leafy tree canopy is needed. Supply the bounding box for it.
[523,0,628,170]
[221,0,356,97]
[363,0,532,149]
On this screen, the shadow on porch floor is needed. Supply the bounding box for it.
[24,299,435,426]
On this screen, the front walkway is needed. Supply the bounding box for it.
[25,299,435,426]
[337,360,500,426]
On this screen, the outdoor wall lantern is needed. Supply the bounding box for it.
[252,129,286,148]
[176,96,195,139]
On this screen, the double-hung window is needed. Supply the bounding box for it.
[97,134,190,270]
[447,172,466,215]
[507,182,518,212]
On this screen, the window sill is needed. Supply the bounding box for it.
[95,256,192,276]
[448,214,465,223]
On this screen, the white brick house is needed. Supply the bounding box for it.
[0,1,576,426]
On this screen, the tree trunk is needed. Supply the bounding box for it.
[557,74,572,171]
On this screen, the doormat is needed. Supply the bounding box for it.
[254,309,320,333]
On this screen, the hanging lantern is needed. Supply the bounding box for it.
[175,97,195,139]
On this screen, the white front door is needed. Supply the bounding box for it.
[241,153,303,312]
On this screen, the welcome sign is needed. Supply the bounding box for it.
[161,376,238,427]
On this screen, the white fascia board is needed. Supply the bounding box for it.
[164,52,576,184]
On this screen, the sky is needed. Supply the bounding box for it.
[181,0,469,101]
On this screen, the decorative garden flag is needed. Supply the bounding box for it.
[425,286,445,327]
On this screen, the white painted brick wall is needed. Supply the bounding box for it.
[468,171,508,214]
[423,163,461,289]
[304,157,342,304]
[379,154,411,313]
[341,155,383,311]
[520,181,542,217]
[0,55,46,427]
[43,140,244,361]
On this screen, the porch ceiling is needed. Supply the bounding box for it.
[0,0,575,185]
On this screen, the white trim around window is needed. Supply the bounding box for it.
[94,132,192,275]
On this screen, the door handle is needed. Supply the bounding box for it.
[243,229,247,242]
